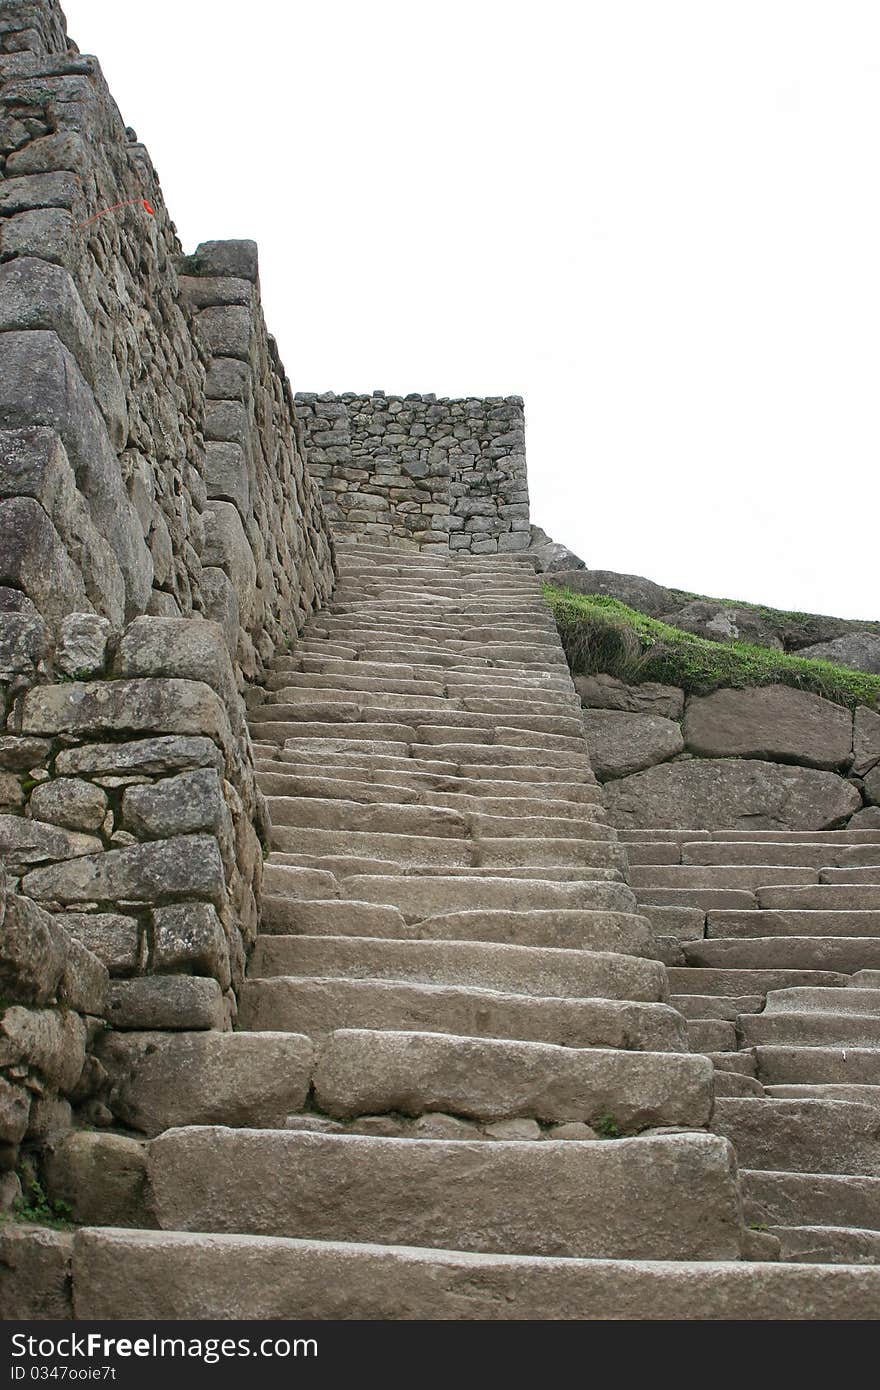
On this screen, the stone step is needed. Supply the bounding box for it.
[629,866,819,890]
[336,872,637,919]
[739,1011,880,1048]
[712,1072,765,1098]
[641,906,706,942]
[683,842,880,869]
[707,910,880,939]
[260,899,655,955]
[264,669,449,697]
[238,976,688,1050]
[268,854,621,883]
[769,1225,880,1265]
[636,888,758,910]
[683,937,880,973]
[707,1052,758,1077]
[755,1046,880,1085]
[742,1169,880,1231]
[686,1019,737,1052]
[255,770,606,821]
[268,825,622,870]
[254,757,605,803]
[710,1097,880,1176]
[624,844,683,865]
[712,830,880,844]
[59,1228,880,1320]
[263,745,600,788]
[256,702,585,740]
[670,994,764,1022]
[766,1084,880,1107]
[820,868,880,885]
[757,885,880,910]
[311,1030,713,1130]
[764,986,880,1015]
[146,1128,745,1260]
[668,966,850,996]
[264,794,608,844]
[617,830,713,843]
[248,936,666,1002]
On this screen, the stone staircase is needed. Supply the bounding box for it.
[625,828,880,1266]
[23,542,880,1318]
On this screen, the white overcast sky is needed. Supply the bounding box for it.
[66,0,879,619]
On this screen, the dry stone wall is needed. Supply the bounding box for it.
[295,391,529,553]
[577,674,880,831]
[0,0,334,1185]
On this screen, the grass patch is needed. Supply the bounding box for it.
[5,1175,73,1231]
[545,586,880,711]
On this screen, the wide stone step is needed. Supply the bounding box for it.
[337,872,637,919]
[770,1225,880,1265]
[264,670,449,697]
[311,1030,713,1130]
[629,866,818,889]
[712,830,880,844]
[254,757,605,803]
[765,1084,880,1107]
[742,1169,880,1231]
[757,885,880,910]
[255,770,605,821]
[268,825,622,870]
[739,1011,880,1048]
[668,966,849,996]
[264,794,609,843]
[264,746,601,789]
[146,1128,744,1260]
[56,1229,880,1320]
[248,936,667,1001]
[256,702,585,740]
[820,868,880,885]
[259,899,655,955]
[636,888,757,910]
[684,937,880,973]
[239,976,688,1050]
[710,1097,880,1176]
[764,986,880,1015]
[755,1046,880,1085]
[269,855,621,884]
[683,842,880,869]
[686,1020,737,1052]
[707,910,880,939]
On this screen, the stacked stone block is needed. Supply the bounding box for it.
[295,391,529,554]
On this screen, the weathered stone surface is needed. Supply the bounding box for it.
[183,239,259,283]
[115,617,241,725]
[683,685,853,770]
[69,1228,880,1320]
[0,813,102,873]
[98,1030,313,1136]
[55,611,111,677]
[0,494,90,626]
[200,502,257,623]
[574,673,685,720]
[0,1225,72,1320]
[44,1131,152,1228]
[798,632,880,675]
[55,735,224,780]
[122,769,227,840]
[550,568,675,615]
[584,709,684,780]
[28,776,108,832]
[0,607,48,678]
[20,679,235,757]
[59,912,142,975]
[0,258,93,376]
[106,975,226,1030]
[0,735,51,771]
[662,601,784,649]
[313,1030,713,1130]
[0,1074,31,1144]
[150,902,230,984]
[58,935,107,1015]
[604,759,861,831]
[852,705,880,778]
[21,833,226,908]
[0,1006,86,1093]
[863,766,880,807]
[148,1128,744,1260]
[848,805,880,829]
[0,889,66,1004]
[0,332,151,618]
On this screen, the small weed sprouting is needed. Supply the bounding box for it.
[594,1114,622,1138]
[11,1176,74,1230]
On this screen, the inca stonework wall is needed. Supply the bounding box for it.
[577,675,880,832]
[295,391,530,553]
[0,0,334,1193]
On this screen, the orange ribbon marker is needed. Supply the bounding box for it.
[79,198,155,227]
